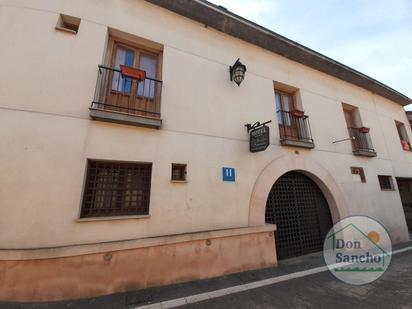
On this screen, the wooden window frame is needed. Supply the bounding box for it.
[107,36,162,81]
[395,121,411,151]
[109,40,160,96]
[275,89,296,129]
[274,89,296,112]
[95,35,163,119]
[342,103,362,128]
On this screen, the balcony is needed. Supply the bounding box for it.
[90,65,162,128]
[348,127,376,157]
[277,110,314,149]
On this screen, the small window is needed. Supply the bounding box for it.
[171,164,187,181]
[350,167,366,183]
[55,14,81,34]
[81,160,152,218]
[378,175,394,190]
[395,121,411,151]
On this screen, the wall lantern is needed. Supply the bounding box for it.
[229,58,247,86]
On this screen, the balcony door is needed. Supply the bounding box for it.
[275,90,298,139]
[343,108,356,128]
[106,40,160,117]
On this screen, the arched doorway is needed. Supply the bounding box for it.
[265,171,333,259]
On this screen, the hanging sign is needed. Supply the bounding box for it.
[245,120,271,153]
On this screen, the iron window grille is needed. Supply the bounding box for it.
[348,127,376,154]
[81,160,152,218]
[171,163,187,181]
[378,175,394,190]
[277,110,314,144]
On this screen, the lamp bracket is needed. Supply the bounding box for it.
[332,136,356,144]
[229,58,241,81]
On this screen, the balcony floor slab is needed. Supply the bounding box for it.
[89,108,162,129]
[353,149,377,157]
[280,139,315,149]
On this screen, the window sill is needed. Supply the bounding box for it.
[380,188,396,191]
[55,26,77,35]
[77,215,150,222]
[170,180,188,183]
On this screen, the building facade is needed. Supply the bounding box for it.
[1,0,412,302]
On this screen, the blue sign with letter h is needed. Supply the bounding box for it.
[222,167,236,182]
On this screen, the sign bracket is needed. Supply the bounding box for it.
[245,120,272,133]
[245,120,272,153]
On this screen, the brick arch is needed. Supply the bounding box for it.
[249,155,348,227]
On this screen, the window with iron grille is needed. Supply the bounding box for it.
[378,175,394,190]
[171,163,187,181]
[81,160,152,218]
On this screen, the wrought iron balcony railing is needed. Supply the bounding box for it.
[348,127,376,156]
[90,65,162,128]
[277,110,314,148]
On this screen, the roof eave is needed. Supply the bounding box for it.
[145,0,412,106]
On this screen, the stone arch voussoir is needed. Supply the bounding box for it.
[249,155,348,227]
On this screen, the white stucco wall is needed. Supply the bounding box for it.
[0,0,410,248]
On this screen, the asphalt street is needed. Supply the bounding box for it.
[180,249,412,309]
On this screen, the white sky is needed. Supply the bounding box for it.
[209,0,412,109]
